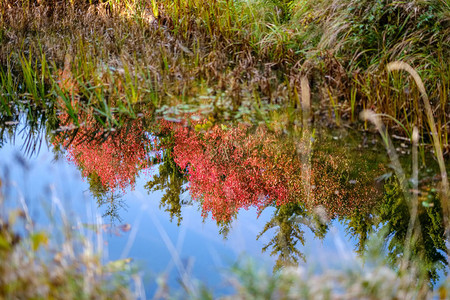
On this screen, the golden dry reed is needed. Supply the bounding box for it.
[387,61,449,239]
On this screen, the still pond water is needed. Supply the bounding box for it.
[0,112,448,296]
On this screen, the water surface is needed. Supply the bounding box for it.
[0,110,447,296]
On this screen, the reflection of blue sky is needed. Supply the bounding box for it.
[0,131,365,297]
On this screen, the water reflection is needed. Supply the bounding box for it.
[48,114,449,285]
[145,144,188,226]
[1,103,448,288]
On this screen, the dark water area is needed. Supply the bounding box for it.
[0,109,449,296]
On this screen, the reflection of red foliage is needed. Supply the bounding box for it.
[168,120,380,223]
[172,123,296,222]
[55,114,153,194]
[55,111,380,221]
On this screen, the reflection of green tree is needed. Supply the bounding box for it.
[257,202,328,270]
[378,178,447,285]
[346,177,447,285]
[257,174,447,279]
[345,210,377,255]
[86,171,127,223]
[145,137,188,226]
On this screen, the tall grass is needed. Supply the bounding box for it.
[386,61,449,224]
[0,64,17,117]
[361,60,450,271]
[0,0,447,142]
[0,168,138,299]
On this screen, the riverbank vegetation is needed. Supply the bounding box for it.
[1,0,449,141]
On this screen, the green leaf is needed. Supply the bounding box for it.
[31,232,49,251]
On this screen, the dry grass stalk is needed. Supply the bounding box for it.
[387,61,449,240]
[300,76,312,203]
[360,110,427,275]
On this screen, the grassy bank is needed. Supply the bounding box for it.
[0,0,448,144]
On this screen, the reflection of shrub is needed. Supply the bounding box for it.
[169,121,381,223]
[308,150,382,218]
[55,116,153,195]
[172,122,301,223]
